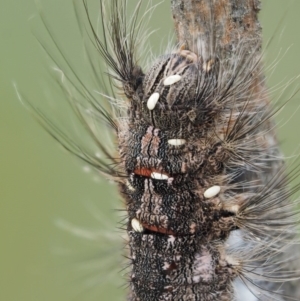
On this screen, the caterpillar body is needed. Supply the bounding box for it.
[21,0,300,300]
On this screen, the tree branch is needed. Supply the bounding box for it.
[171,0,261,60]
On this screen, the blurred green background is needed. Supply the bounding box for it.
[1,1,300,301]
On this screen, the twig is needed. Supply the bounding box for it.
[171,0,262,59]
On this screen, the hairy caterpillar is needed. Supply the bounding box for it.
[4,0,300,300]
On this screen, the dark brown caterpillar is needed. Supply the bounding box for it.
[21,0,300,300]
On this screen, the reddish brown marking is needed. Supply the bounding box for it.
[133,168,152,177]
[133,168,170,178]
[141,223,176,236]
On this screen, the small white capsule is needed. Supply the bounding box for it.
[131,218,144,233]
[204,185,221,198]
[163,74,182,86]
[150,172,169,180]
[168,139,186,146]
[147,92,160,110]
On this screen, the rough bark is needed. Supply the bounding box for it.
[171,0,261,59]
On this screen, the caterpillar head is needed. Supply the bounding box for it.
[127,50,219,131]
